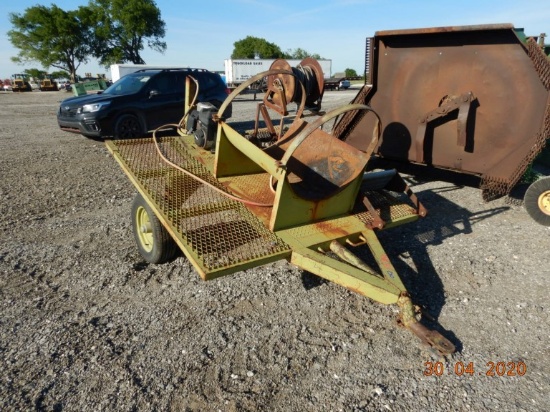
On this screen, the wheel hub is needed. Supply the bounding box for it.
[136,206,154,252]
[538,190,550,216]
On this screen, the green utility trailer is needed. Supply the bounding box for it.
[106,63,456,356]
[72,79,109,96]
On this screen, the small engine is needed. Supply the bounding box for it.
[186,102,219,150]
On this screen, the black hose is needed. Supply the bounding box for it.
[291,65,320,108]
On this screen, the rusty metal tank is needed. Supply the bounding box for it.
[333,24,550,203]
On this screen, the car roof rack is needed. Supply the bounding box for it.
[132,68,210,74]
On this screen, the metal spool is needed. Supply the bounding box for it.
[267,58,325,111]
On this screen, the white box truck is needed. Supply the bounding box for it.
[224,59,332,90]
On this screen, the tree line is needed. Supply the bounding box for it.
[232,36,323,60]
[8,0,166,82]
[8,3,358,82]
[232,37,359,78]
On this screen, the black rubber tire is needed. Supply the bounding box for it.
[131,194,178,263]
[524,176,550,226]
[114,114,144,139]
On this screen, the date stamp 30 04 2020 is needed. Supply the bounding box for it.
[423,361,527,377]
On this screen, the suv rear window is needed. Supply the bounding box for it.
[103,74,152,95]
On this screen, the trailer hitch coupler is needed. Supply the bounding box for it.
[398,293,455,356]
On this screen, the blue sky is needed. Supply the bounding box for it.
[1,0,549,80]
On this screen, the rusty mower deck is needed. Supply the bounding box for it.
[333,24,550,225]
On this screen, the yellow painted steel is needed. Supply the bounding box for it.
[290,248,401,305]
[135,204,154,253]
[215,123,280,177]
[105,74,423,301]
[277,218,408,304]
[215,119,369,232]
[539,189,550,215]
[106,137,292,280]
[106,132,423,292]
[361,230,407,291]
[104,66,458,355]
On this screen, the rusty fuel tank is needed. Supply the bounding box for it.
[333,24,550,201]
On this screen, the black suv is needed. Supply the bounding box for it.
[57,68,231,139]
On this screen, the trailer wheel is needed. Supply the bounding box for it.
[524,176,550,226]
[131,194,178,263]
[114,114,144,139]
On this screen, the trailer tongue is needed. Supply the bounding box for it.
[106,59,456,356]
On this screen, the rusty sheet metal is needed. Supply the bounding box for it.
[268,120,371,202]
[334,24,550,199]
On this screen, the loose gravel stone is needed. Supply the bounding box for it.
[0,89,548,411]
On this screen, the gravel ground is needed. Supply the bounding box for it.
[0,89,549,411]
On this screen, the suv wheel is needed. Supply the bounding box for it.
[114,114,144,139]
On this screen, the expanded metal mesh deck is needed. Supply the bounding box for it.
[107,137,291,278]
[107,136,420,278]
[355,191,418,227]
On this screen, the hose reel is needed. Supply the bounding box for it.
[266,57,325,115]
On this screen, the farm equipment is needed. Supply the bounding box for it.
[11,74,32,92]
[333,24,550,225]
[39,75,59,91]
[106,58,456,356]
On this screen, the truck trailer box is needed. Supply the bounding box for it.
[224,59,332,88]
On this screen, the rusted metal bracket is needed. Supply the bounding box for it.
[359,168,426,230]
[254,103,279,140]
[415,92,476,163]
[402,186,427,218]
[371,171,427,218]
[362,195,386,229]
[264,77,290,116]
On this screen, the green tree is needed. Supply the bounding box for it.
[83,0,166,66]
[232,36,285,59]
[345,68,358,78]
[50,70,71,80]
[8,5,92,82]
[24,68,48,80]
[284,48,322,60]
